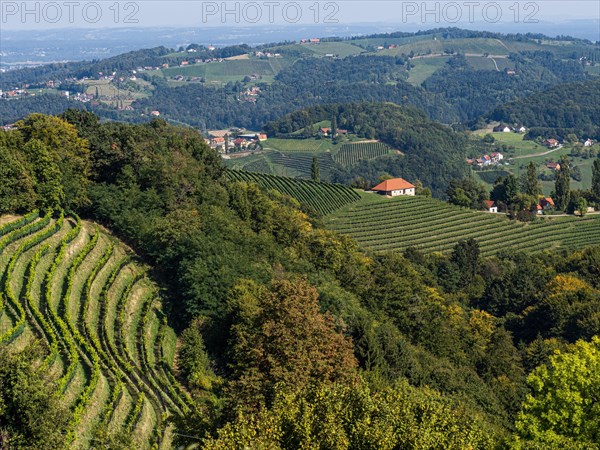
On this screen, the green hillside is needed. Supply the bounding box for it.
[226,170,360,216]
[0,212,191,449]
[324,193,600,257]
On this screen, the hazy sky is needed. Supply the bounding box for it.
[1,1,599,30]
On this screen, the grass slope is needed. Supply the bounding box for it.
[324,193,600,257]
[0,214,190,449]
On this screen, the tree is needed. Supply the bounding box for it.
[452,238,481,282]
[521,162,541,197]
[576,197,588,217]
[0,343,72,449]
[225,277,358,408]
[447,178,488,209]
[311,156,320,181]
[515,336,600,447]
[554,155,571,211]
[331,114,338,139]
[592,159,600,201]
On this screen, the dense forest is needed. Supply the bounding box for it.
[132,56,458,129]
[263,103,469,197]
[423,51,588,121]
[488,78,600,139]
[1,111,600,449]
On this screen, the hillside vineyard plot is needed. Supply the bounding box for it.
[325,196,600,256]
[226,170,361,216]
[333,142,393,166]
[0,213,193,449]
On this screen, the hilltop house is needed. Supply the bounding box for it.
[371,178,415,197]
[483,200,498,213]
[537,197,555,214]
[493,124,511,133]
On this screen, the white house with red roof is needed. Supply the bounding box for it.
[371,178,415,197]
[483,200,498,213]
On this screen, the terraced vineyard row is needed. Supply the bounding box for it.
[226,170,361,216]
[324,195,600,256]
[266,151,336,179]
[0,213,191,449]
[333,141,393,166]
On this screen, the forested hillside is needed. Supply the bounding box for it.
[2,28,598,129]
[264,103,470,197]
[488,78,600,139]
[1,111,600,449]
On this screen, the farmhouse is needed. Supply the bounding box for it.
[483,200,498,213]
[584,139,594,147]
[544,139,559,148]
[493,124,511,133]
[546,162,561,171]
[537,197,555,214]
[371,178,415,197]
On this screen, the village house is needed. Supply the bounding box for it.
[546,162,561,171]
[537,197,555,214]
[371,178,416,197]
[491,152,504,163]
[493,124,511,133]
[483,200,498,213]
[544,138,559,148]
[584,139,594,147]
[517,125,527,133]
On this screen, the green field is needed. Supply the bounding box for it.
[301,42,365,57]
[264,137,338,153]
[406,56,450,85]
[226,170,361,216]
[0,213,192,449]
[324,193,600,257]
[159,57,292,83]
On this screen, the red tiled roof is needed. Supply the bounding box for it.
[483,200,496,208]
[372,178,415,192]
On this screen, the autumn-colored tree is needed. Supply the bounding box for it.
[225,277,358,408]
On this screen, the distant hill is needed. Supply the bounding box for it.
[2,27,599,128]
[263,102,470,197]
[488,78,600,139]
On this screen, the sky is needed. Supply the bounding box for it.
[1,1,599,32]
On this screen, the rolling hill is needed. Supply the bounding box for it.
[0,212,191,449]
[324,193,600,256]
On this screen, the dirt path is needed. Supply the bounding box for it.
[512,145,563,160]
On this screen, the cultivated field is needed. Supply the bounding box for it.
[324,193,600,256]
[0,212,192,449]
[226,170,361,216]
[333,141,394,166]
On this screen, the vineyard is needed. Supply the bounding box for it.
[226,170,361,216]
[0,212,192,449]
[324,194,600,256]
[333,141,394,166]
[267,151,336,178]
